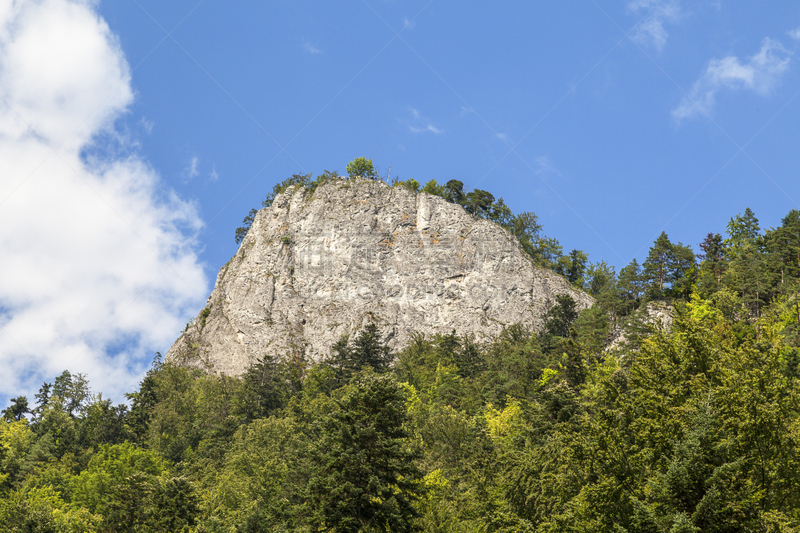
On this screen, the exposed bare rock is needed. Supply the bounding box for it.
[166,178,593,375]
[606,301,674,352]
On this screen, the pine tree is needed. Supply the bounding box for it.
[643,231,674,297]
[618,258,643,315]
[306,373,423,532]
[330,323,393,383]
[724,209,773,317]
[697,232,726,295]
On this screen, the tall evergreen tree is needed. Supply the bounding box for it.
[1,397,29,422]
[306,373,423,532]
[642,231,695,300]
[331,323,393,383]
[697,232,726,295]
[642,231,673,297]
[618,258,643,315]
[724,209,773,316]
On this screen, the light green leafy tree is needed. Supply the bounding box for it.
[346,157,379,179]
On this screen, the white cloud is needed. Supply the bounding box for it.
[406,107,442,134]
[209,166,219,182]
[673,38,791,121]
[627,0,681,52]
[0,0,207,403]
[496,133,509,142]
[534,156,560,179]
[185,156,199,181]
[140,117,154,134]
[302,39,322,54]
[402,17,415,30]
[789,26,800,41]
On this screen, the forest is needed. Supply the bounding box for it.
[3,165,800,532]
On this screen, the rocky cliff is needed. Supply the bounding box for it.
[166,178,593,375]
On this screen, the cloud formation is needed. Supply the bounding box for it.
[0,0,207,402]
[673,38,791,121]
[185,156,200,181]
[406,107,442,134]
[302,39,322,54]
[534,156,560,179]
[627,0,681,51]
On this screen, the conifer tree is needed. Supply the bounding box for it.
[642,231,673,297]
[306,373,423,532]
[697,232,726,295]
[618,258,643,315]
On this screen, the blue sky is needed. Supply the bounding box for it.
[101,0,800,265]
[2,0,800,404]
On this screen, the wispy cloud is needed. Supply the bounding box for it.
[302,39,322,54]
[789,26,800,41]
[406,107,442,134]
[627,0,682,52]
[459,105,475,117]
[140,117,154,134]
[673,38,791,121]
[185,156,199,180]
[209,166,219,182]
[402,17,415,30]
[534,156,560,179]
[496,133,509,142]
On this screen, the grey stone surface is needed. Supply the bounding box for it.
[165,178,593,375]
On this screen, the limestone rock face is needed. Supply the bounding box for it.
[166,178,593,375]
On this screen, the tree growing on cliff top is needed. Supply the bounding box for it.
[346,157,378,179]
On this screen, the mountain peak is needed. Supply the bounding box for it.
[166,177,592,374]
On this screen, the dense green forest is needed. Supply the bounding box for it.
[5,163,800,531]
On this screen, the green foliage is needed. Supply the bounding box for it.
[235,171,336,243]
[52,371,90,417]
[346,156,378,179]
[642,231,696,299]
[77,396,130,449]
[397,178,421,191]
[1,397,29,422]
[543,294,578,338]
[421,179,445,196]
[234,208,257,245]
[12,202,800,531]
[556,249,589,287]
[200,307,211,329]
[306,372,424,532]
[330,322,393,383]
[237,353,301,421]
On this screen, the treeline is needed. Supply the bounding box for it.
[586,207,800,333]
[4,273,800,530]
[0,300,606,532]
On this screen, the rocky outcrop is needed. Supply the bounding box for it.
[606,301,674,352]
[166,178,593,376]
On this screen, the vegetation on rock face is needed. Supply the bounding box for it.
[346,156,378,179]
[234,170,337,245]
